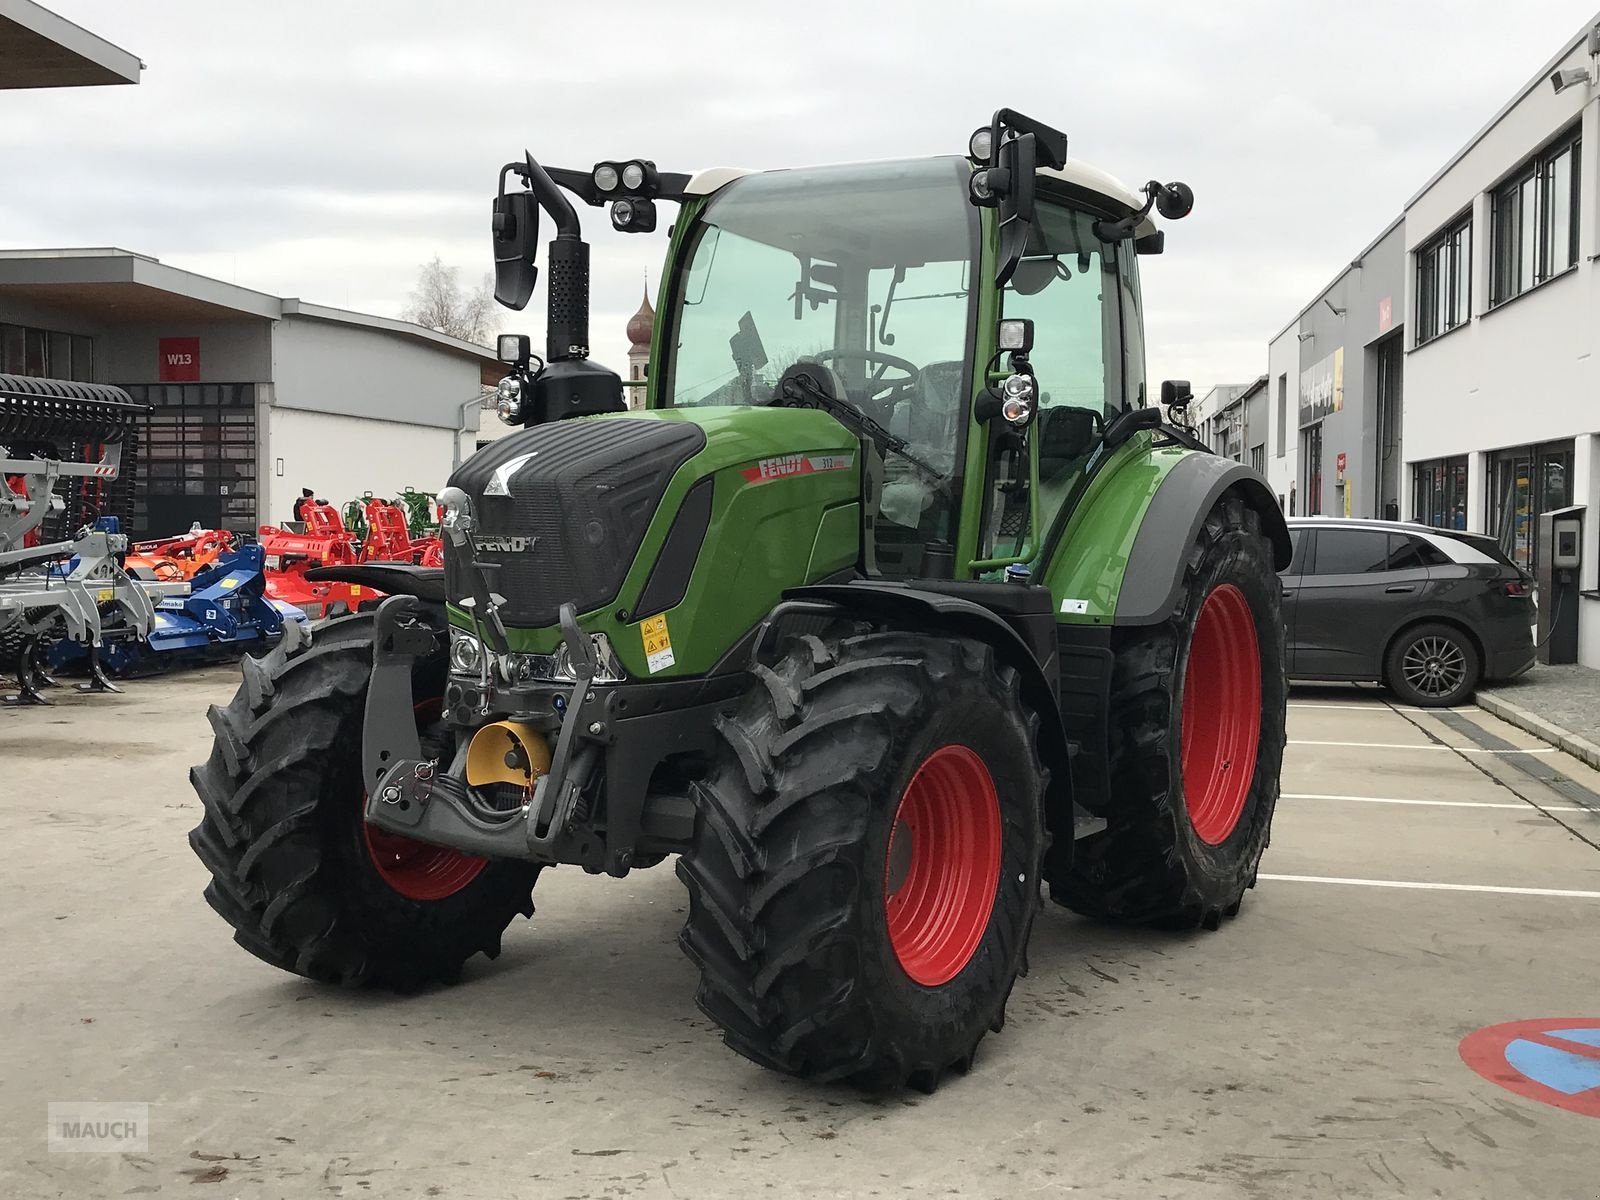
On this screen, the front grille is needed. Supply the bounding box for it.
[446,417,705,628]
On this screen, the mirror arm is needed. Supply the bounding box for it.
[516,152,581,240]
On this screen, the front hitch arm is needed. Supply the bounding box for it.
[361,595,439,794]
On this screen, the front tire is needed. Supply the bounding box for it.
[677,631,1046,1091]
[1049,491,1286,928]
[188,615,541,989]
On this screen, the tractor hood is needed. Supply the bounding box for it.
[444,407,861,660]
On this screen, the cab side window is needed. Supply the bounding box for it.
[987,200,1124,558]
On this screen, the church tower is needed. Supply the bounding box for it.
[625,286,654,411]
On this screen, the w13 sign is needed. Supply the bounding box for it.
[158,336,200,382]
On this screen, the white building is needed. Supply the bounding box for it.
[0,249,500,534]
[1401,17,1599,659]
[1265,12,1600,663]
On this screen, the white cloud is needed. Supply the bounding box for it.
[6,0,1597,389]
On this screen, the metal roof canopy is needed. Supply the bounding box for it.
[0,0,141,89]
[0,250,501,371]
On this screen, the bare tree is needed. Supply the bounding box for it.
[401,256,496,344]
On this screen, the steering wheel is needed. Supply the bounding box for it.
[811,349,921,410]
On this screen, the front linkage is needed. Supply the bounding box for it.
[359,502,738,875]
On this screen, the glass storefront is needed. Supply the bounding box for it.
[1300,423,1324,516]
[1487,439,1573,572]
[1411,456,1469,530]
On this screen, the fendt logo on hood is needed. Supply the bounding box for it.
[477,534,538,554]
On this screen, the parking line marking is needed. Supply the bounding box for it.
[1261,873,1600,899]
[1288,703,1477,713]
[1282,792,1590,813]
[1290,740,1556,754]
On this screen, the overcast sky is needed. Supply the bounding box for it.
[7,1,1598,388]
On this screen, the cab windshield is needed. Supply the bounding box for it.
[665,157,979,560]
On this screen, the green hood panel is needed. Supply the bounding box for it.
[452,406,860,676]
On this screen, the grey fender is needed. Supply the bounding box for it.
[1115,455,1290,626]
[778,579,1075,834]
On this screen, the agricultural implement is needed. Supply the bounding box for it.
[126,526,237,583]
[258,501,373,619]
[1,376,180,703]
[191,111,1289,1090]
[359,497,441,566]
[50,541,308,676]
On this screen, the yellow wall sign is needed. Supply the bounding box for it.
[640,614,675,673]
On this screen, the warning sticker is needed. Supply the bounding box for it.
[640,613,675,673]
[220,576,239,590]
[740,453,854,484]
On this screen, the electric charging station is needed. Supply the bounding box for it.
[1536,505,1583,665]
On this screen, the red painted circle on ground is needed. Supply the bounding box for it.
[1459,1018,1600,1118]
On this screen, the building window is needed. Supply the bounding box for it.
[1250,445,1265,474]
[0,321,94,381]
[1275,374,1287,457]
[1415,216,1471,344]
[1411,456,1469,530]
[1301,424,1323,516]
[1491,126,1581,307]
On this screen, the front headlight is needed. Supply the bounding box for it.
[495,375,522,424]
[449,628,483,674]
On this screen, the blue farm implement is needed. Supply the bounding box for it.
[49,543,308,676]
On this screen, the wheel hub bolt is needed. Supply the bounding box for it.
[380,785,402,804]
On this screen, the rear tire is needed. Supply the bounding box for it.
[1048,491,1286,928]
[187,614,540,989]
[677,630,1046,1091]
[1385,622,1479,708]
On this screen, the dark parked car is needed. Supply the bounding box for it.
[1281,518,1535,706]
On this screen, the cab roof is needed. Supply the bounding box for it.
[682,157,1154,229]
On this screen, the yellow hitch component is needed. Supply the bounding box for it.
[464,721,552,789]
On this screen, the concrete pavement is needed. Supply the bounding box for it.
[2,669,1599,1198]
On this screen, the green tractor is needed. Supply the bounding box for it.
[190,110,1288,1091]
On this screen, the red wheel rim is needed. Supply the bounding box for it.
[361,699,488,901]
[1180,583,1262,845]
[883,745,1002,987]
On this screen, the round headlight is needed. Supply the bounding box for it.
[495,375,522,424]
[610,198,635,229]
[621,161,646,191]
[449,631,482,674]
[593,163,619,192]
[968,127,994,162]
[1000,374,1036,425]
[968,169,994,204]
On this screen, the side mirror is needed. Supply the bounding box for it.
[1160,379,1193,408]
[1155,182,1194,221]
[491,190,540,311]
[995,132,1038,288]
